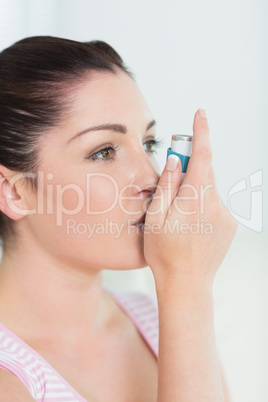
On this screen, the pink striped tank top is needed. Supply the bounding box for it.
[0,286,159,401]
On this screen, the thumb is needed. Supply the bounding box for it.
[147,154,182,226]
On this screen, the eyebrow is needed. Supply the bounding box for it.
[66,119,156,145]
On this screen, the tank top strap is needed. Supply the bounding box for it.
[103,285,159,358]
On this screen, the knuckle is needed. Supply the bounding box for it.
[200,120,209,131]
[208,166,216,184]
[208,192,225,219]
[222,205,238,231]
[159,178,177,191]
[211,200,223,219]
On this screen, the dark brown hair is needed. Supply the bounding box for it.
[0,36,134,249]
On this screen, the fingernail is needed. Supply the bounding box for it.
[199,107,207,118]
[166,154,180,171]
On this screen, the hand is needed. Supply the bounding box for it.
[144,108,238,288]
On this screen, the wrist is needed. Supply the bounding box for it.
[155,275,216,340]
[152,267,214,299]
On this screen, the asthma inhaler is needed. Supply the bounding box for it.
[166,135,193,183]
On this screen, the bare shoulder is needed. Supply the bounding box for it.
[0,369,35,401]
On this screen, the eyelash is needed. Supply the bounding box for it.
[87,137,164,162]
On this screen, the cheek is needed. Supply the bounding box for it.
[27,172,147,269]
[41,174,119,220]
[61,188,82,211]
[85,174,118,214]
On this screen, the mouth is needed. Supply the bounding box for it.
[131,195,154,230]
[132,212,146,227]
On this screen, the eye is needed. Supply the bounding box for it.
[99,149,112,159]
[143,137,164,153]
[86,145,119,162]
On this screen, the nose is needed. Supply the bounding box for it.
[127,151,160,200]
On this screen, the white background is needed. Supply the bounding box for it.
[0,0,267,401]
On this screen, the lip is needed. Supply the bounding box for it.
[132,212,146,226]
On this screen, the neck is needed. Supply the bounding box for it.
[0,241,112,350]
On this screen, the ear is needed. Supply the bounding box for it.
[0,166,30,221]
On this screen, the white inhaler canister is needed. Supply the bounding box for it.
[166,134,193,183]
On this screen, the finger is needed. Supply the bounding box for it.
[147,154,182,226]
[186,108,212,183]
[208,165,217,190]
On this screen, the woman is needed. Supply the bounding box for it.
[0,36,237,401]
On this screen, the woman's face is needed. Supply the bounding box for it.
[26,69,161,271]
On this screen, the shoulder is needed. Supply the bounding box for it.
[105,286,158,320]
[0,369,35,401]
[104,287,159,357]
[0,325,46,400]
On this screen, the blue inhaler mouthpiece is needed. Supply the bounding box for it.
[166,135,193,181]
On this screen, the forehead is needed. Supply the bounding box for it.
[67,69,153,128]
[37,69,155,167]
